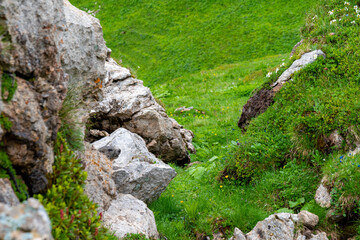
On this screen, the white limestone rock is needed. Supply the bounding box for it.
[103,194,159,239]
[0,198,53,240]
[272,50,326,87]
[93,128,177,203]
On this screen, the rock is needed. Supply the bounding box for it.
[272,50,326,87]
[232,211,328,240]
[89,70,195,164]
[0,198,53,240]
[0,178,19,206]
[60,0,107,100]
[103,58,131,85]
[296,231,328,240]
[103,194,159,239]
[298,211,319,229]
[0,0,67,193]
[175,106,194,112]
[315,184,331,208]
[238,50,326,130]
[229,227,246,240]
[92,128,177,203]
[187,161,202,168]
[328,130,343,148]
[246,212,296,240]
[82,143,116,213]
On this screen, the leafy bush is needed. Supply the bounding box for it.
[35,133,116,239]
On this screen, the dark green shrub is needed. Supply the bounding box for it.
[0,151,28,201]
[35,133,116,239]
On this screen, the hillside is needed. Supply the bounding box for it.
[69,0,360,239]
[1,0,360,239]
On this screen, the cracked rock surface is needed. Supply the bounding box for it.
[88,58,195,165]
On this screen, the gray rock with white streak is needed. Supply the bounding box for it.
[0,198,53,240]
[272,50,326,87]
[0,178,19,206]
[93,128,177,203]
[103,194,159,239]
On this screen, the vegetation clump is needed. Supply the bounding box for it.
[1,73,17,102]
[35,133,116,239]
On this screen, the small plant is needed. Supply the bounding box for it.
[59,81,85,151]
[0,113,12,131]
[1,73,17,102]
[122,233,150,240]
[0,151,28,201]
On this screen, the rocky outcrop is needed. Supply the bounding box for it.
[0,0,67,194]
[60,0,107,104]
[92,128,177,203]
[82,142,161,239]
[87,57,195,165]
[103,194,159,239]
[0,178,19,206]
[229,211,328,240]
[0,198,53,240]
[238,50,326,130]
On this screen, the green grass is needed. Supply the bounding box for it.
[66,0,360,239]
[70,0,314,86]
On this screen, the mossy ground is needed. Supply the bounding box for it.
[69,0,360,239]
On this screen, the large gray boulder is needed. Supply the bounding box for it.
[92,128,177,203]
[0,178,19,206]
[0,0,67,193]
[0,198,53,240]
[103,194,159,239]
[88,57,195,165]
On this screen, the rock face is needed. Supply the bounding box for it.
[0,198,53,240]
[60,0,107,103]
[82,143,117,213]
[0,178,19,206]
[0,0,67,194]
[229,211,328,240]
[238,50,326,130]
[103,194,159,239]
[87,57,195,165]
[92,128,177,203]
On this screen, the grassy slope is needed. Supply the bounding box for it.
[68,0,326,239]
[71,0,313,86]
